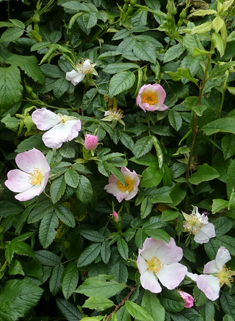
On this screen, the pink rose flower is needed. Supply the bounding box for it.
[137,238,187,293]
[178,291,194,308]
[112,211,119,222]
[5,148,50,201]
[136,84,168,112]
[84,134,98,150]
[104,167,140,202]
[32,108,81,149]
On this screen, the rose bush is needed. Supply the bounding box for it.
[1,0,235,320]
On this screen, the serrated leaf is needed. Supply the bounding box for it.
[83,296,114,311]
[74,175,93,203]
[194,286,207,307]
[160,289,185,313]
[111,260,128,283]
[212,199,229,214]
[145,228,171,243]
[199,301,215,321]
[117,237,128,260]
[222,134,235,160]
[140,163,163,188]
[83,12,97,29]
[125,301,153,321]
[55,203,75,227]
[202,117,235,136]
[50,175,66,204]
[101,242,111,264]
[168,110,182,131]
[56,298,82,321]
[164,44,185,63]
[161,210,179,221]
[62,262,79,300]
[49,264,64,296]
[53,77,69,98]
[103,63,139,74]
[109,71,135,97]
[220,292,235,318]
[28,200,54,223]
[133,136,153,159]
[188,164,219,185]
[133,41,156,63]
[77,243,101,267]
[0,66,23,114]
[142,290,165,321]
[39,212,59,248]
[35,250,61,266]
[140,197,153,219]
[65,168,80,188]
[13,242,35,259]
[8,259,24,276]
[0,27,24,43]
[79,229,104,242]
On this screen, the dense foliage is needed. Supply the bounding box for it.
[1,0,235,320]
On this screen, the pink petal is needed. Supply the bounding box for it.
[42,120,81,148]
[156,238,183,264]
[15,148,50,174]
[178,291,194,308]
[32,108,61,130]
[15,183,45,201]
[158,263,187,290]
[5,169,32,193]
[137,250,149,274]
[197,275,220,301]
[140,270,162,293]
[215,246,231,271]
[203,259,219,274]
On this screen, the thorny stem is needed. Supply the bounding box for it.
[106,286,135,321]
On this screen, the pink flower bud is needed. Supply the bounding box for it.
[84,134,98,150]
[178,291,194,308]
[112,211,119,222]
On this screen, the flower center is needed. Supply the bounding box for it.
[218,266,234,285]
[105,108,123,120]
[184,215,203,235]
[147,256,164,274]
[60,116,67,123]
[141,91,158,106]
[28,168,43,186]
[117,178,133,193]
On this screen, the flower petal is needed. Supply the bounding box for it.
[83,59,91,71]
[5,169,32,193]
[32,108,61,130]
[140,270,162,293]
[203,259,219,274]
[15,183,45,201]
[187,272,199,282]
[197,275,220,301]
[66,69,84,85]
[42,120,81,148]
[215,246,231,271]
[156,238,183,264]
[137,249,148,274]
[139,238,163,262]
[157,263,187,290]
[15,148,50,174]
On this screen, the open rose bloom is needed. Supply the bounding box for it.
[5,148,50,201]
[137,238,187,293]
[178,291,194,308]
[136,84,168,112]
[188,247,235,301]
[32,108,81,149]
[183,206,216,244]
[104,167,139,202]
[66,59,97,86]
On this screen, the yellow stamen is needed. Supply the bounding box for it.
[141,91,158,105]
[184,215,203,235]
[146,256,164,274]
[60,116,67,123]
[28,168,43,186]
[117,178,133,192]
[218,266,234,285]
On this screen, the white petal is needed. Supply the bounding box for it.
[157,263,187,290]
[32,108,61,130]
[15,148,50,174]
[83,59,91,71]
[215,246,231,271]
[187,272,199,282]
[156,238,183,264]
[15,183,44,201]
[140,270,162,293]
[197,275,220,301]
[66,69,84,85]
[137,250,148,274]
[203,259,219,274]
[139,238,163,261]
[5,169,32,193]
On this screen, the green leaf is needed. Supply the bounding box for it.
[39,212,59,248]
[101,241,111,264]
[161,210,179,222]
[82,88,97,110]
[140,163,163,188]
[65,168,80,188]
[212,32,225,57]
[170,309,203,321]
[164,44,185,63]
[111,260,128,283]
[75,275,126,298]
[0,27,24,43]
[50,175,66,204]
[222,134,235,160]
[227,160,235,198]
[83,12,97,29]
[0,201,23,218]
[214,217,232,237]
[15,134,45,153]
[49,264,64,296]
[168,110,182,131]
[220,292,235,318]
[103,63,139,74]
[188,164,219,185]
[199,301,215,321]
[62,262,79,300]
[125,301,153,321]
[8,259,24,276]
[53,77,69,98]
[145,228,171,243]
[135,229,147,248]
[79,230,105,242]
[193,286,207,307]
[0,66,23,114]
[142,290,165,321]
[223,315,235,321]
[56,298,82,321]
[109,71,135,97]
[55,203,75,227]
[133,136,153,159]
[204,239,220,260]
[74,175,93,203]
[83,296,114,311]
[202,118,235,136]
[140,197,153,219]
[120,132,135,150]
[116,306,131,321]
[6,55,44,84]
[167,68,198,85]
[133,41,156,63]
[1,114,21,131]
[13,242,35,259]
[77,243,101,267]
[0,279,43,321]
[35,250,61,266]
[212,199,228,214]
[28,200,53,223]
[117,237,128,260]
[21,259,43,280]
[217,235,235,256]
[108,163,126,186]
[148,186,172,203]
[160,289,185,313]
